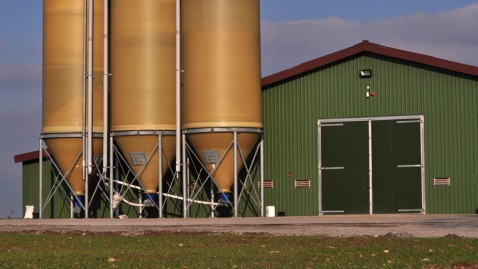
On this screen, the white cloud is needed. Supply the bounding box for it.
[261,3,478,76]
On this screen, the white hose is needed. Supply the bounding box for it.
[104,178,219,207]
[120,196,144,207]
[163,193,219,206]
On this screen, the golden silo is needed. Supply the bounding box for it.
[110,0,176,201]
[42,0,104,198]
[182,0,262,199]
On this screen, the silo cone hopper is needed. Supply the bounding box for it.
[42,0,104,215]
[113,136,176,206]
[187,132,260,204]
[182,0,262,206]
[44,138,103,212]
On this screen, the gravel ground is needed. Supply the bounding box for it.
[1,214,478,237]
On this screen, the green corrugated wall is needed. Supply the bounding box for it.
[262,53,478,215]
[22,159,114,218]
[22,160,70,218]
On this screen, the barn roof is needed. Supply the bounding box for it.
[14,150,49,163]
[262,40,478,87]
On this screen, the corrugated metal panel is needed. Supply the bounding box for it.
[372,120,422,213]
[321,121,369,214]
[263,54,478,215]
[22,160,70,218]
[22,159,116,218]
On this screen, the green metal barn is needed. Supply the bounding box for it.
[261,40,478,215]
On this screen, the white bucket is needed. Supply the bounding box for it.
[266,206,275,217]
[24,205,34,219]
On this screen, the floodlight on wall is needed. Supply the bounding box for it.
[359,69,372,78]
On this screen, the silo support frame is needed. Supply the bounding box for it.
[39,136,84,219]
[110,131,176,218]
[182,128,264,218]
[39,135,108,219]
[109,143,158,217]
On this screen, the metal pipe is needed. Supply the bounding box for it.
[317,121,323,215]
[39,139,43,219]
[182,133,188,218]
[139,195,143,218]
[420,116,426,214]
[70,195,74,218]
[368,119,373,215]
[85,0,95,219]
[103,0,109,174]
[109,135,114,218]
[163,193,219,206]
[233,131,238,217]
[210,177,215,218]
[260,139,264,217]
[82,0,87,185]
[175,0,181,174]
[113,141,120,217]
[87,0,94,176]
[103,0,111,219]
[158,134,163,218]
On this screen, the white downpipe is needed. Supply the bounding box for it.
[87,0,94,175]
[85,0,94,219]
[175,0,181,174]
[177,0,187,219]
[103,0,109,174]
[82,0,87,182]
[103,0,111,218]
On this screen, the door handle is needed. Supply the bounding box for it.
[321,166,345,170]
[397,164,422,168]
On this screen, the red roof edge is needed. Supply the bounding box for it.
[262,40,478,87]
[14,150,50,164]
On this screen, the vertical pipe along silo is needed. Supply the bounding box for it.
[42,0,104,211]
[182,0,262,204]
[110,0,176,206]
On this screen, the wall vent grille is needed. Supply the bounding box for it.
[434,177,451,187]
[258,180,273,188]
[295,179,311,188]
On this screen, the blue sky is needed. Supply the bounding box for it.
[1,0,478,217]
[262,0,478,22]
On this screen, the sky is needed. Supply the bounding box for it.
[1,0,478,218]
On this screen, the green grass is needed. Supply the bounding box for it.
[0,232,477,268]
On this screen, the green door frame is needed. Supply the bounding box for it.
[318,115,425,215]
